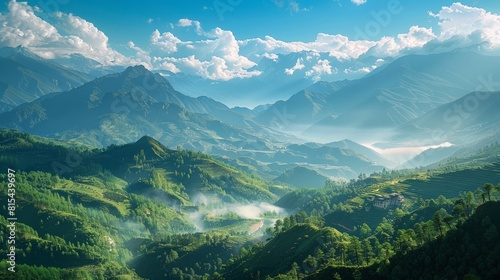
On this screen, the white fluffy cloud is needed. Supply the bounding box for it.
[366,26,436,57]
[430,3,500,49]
[177,18,202,34]
[262,53,279,61]
[151,30,182,53]
[128,41,152,68]
[152,23,260,81]
[0,0,60,53]
[240,33,376,60]
[2,1,500,82]
[305,59,334,81]
[0,0,144,66]
[284,58,305,75]
[351,0,367,5]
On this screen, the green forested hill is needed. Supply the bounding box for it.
[0,130,283,204]
[274,166,329,189]
[0,130,284,279]
[306,201,500,280]
[382,201,500,279]
[92,135,281,203]
[1,129,500,280]
[224,224,347,280]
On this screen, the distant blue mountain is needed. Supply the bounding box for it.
[303,51,500,142]
[0,46,91,112]
[0,65,284,152]
[162,51,380,107]
[52,53,125,78]
[392,91,500,146]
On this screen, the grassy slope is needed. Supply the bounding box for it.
[321,159,500,233]
[224,224,344,279]
[128,234,249,279]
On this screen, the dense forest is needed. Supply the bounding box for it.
[1,129,500,279]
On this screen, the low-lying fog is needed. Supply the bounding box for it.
[363,142,454,165]
[189,194,288,232]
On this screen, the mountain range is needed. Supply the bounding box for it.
[161,51,379,107]
[0,46,92,112]
[0,54,390,179]
[2,46,500,175]
[2,46,500,280]
[304,51,500,143]
[391,91,500,146]
[0,65,278,151]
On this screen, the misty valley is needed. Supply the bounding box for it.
[1,44,500,280]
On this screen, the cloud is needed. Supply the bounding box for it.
[262,52,279,61]
[128,41,152,68]
[343,66,371,74]
[177,18,202,34]
[284,58,305,75]
[351,0,367,5]
[0,0,142,66]
[430,2,500,49]
[2,1,500,82]
[305,59,334,81]
[147,18,153,24]
[240,33,375,60]
[151,30,182,53]
[0,0,60,51]
[365,26,436,57]
[153,57,180,73]
[152,23,261,80]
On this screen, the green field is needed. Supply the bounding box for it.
[404,162,500,199]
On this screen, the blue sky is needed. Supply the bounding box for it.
[15,0,500,48]
[16,0,500,41]
[1,0,500,83]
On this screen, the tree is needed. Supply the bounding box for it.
[359,223,372,239]
[274,219,283,233]
[315,248,325,266]
[361,239,374,265]
[433,211,444,237]
[453,199,467,220]
[350,236,362,267]
[443,214,454,230]
[302,255,318,273]
[337,241,348,265]
[290,262,299,280]
[375,219,394,242]
[464,192,475,217]
[484,183,494,201]
[283,217,291,230]
[167,250,178,263]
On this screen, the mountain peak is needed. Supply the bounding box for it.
[123,64,150,75]
[104,135,170,161]
[0,45,43,61]
[135,135,161,146]
[136,135,169,150]
[115,65,175,93]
